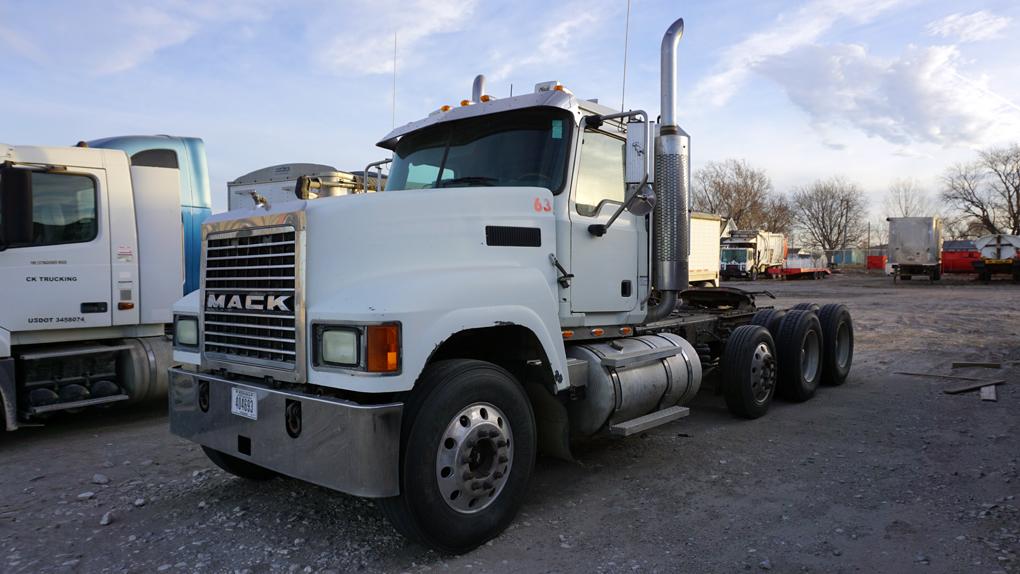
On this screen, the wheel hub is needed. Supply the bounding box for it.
[436,403,513,514]
[749,342,777,404]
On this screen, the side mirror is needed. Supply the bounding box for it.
[626,183,656,216]
[0,166,33,247]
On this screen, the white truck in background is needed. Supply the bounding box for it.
[888,216,942,282]
[166,18,856,553]
[689,212,721,287]
[720,229,787,280]
[0,136,210,430]
[227,163,386,210]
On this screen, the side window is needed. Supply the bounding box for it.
[0,172,98,247]
[574,130,625,216]
[131,149,179,169]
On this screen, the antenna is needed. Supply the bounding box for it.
[392,32,398,128]
[620,0,631,112]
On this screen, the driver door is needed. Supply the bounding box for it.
[569,129,640,313]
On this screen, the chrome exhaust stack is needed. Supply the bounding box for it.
[472,74,486,103]
[647,17,688,322]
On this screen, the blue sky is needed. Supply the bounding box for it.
[2,0,1019,214]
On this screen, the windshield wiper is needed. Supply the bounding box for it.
[436,176,497,188]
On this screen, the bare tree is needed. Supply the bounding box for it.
[792,177,868,251]
[941,161,1000,234]
[759,193,796,235]
[979,144,1020,234]
[692,159,771,228]
[884,178,935,218]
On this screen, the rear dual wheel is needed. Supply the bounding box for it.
[722,325,778,419]
[775,310,824,402]
[378,360,536,554]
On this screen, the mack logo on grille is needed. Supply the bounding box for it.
[206,293,292,312]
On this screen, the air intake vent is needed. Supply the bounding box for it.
[485,226,541,247]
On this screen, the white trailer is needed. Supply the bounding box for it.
[689,212,721,287]
[228,163,384,210]
[888,216,942,282]
[166,18,856,554]
[720,229,786,280]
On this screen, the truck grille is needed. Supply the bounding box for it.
[202,226,299,369]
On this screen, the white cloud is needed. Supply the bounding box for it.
[756,42,1020,148]
[487,7,605,82]
[314,0,478,76]
[926,10,1011,43]
[694,0,907,106]
[0,1,280,75]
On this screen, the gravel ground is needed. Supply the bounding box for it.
[2,272,1018,573]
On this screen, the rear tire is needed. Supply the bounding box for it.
[378,360,536,554]
[790,302,820,313]
[774,310,823,402]
[750,309,787,335]
[818,304,853,386]
[201,446,277,481]
[722,326,778,419]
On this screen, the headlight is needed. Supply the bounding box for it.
[313,323,400,373]
[174,315,199,348]
[319,327,359,366]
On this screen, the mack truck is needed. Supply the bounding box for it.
[0,135,211,430]
[167,18,855,553]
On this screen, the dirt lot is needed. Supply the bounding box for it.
[2,273,1018,573]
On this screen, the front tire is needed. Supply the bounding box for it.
[201,446,277,480]
[378,360,536,554]
[722,325,778,419]
[775,310,824,402]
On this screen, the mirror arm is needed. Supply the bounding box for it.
[588,174,649,237]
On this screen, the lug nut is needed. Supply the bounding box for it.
[498,455,508,463]
[483,481,493,490]
[496,440,507,447]
[471,481,483,491]
[493,471,503,479]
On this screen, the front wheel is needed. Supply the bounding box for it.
[378,360,536,554]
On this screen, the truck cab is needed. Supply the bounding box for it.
[0,136,209,429]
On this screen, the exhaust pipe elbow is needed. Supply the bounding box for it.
[660,18,684,130]
[645,291,678,323]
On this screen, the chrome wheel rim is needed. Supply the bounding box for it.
[750,341,777,405]
[801,330,821,383]
[436,402,513,514]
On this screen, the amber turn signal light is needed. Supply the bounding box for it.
[366,324,400,372]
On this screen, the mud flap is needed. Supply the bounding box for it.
[0,358,17,431]
[524,382,572,461]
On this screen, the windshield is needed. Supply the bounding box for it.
[386,108,573,193]
[722,248,748,263]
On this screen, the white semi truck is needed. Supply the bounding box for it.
[720,229,787,280]
[0,136,211,430]
[167,19,855,553]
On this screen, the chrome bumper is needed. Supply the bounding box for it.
[168,368,403,497]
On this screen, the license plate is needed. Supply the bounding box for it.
[231,387,258,420]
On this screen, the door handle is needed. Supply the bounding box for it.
[80,302,108,313]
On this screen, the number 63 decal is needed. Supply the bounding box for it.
[533,197,552,212]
